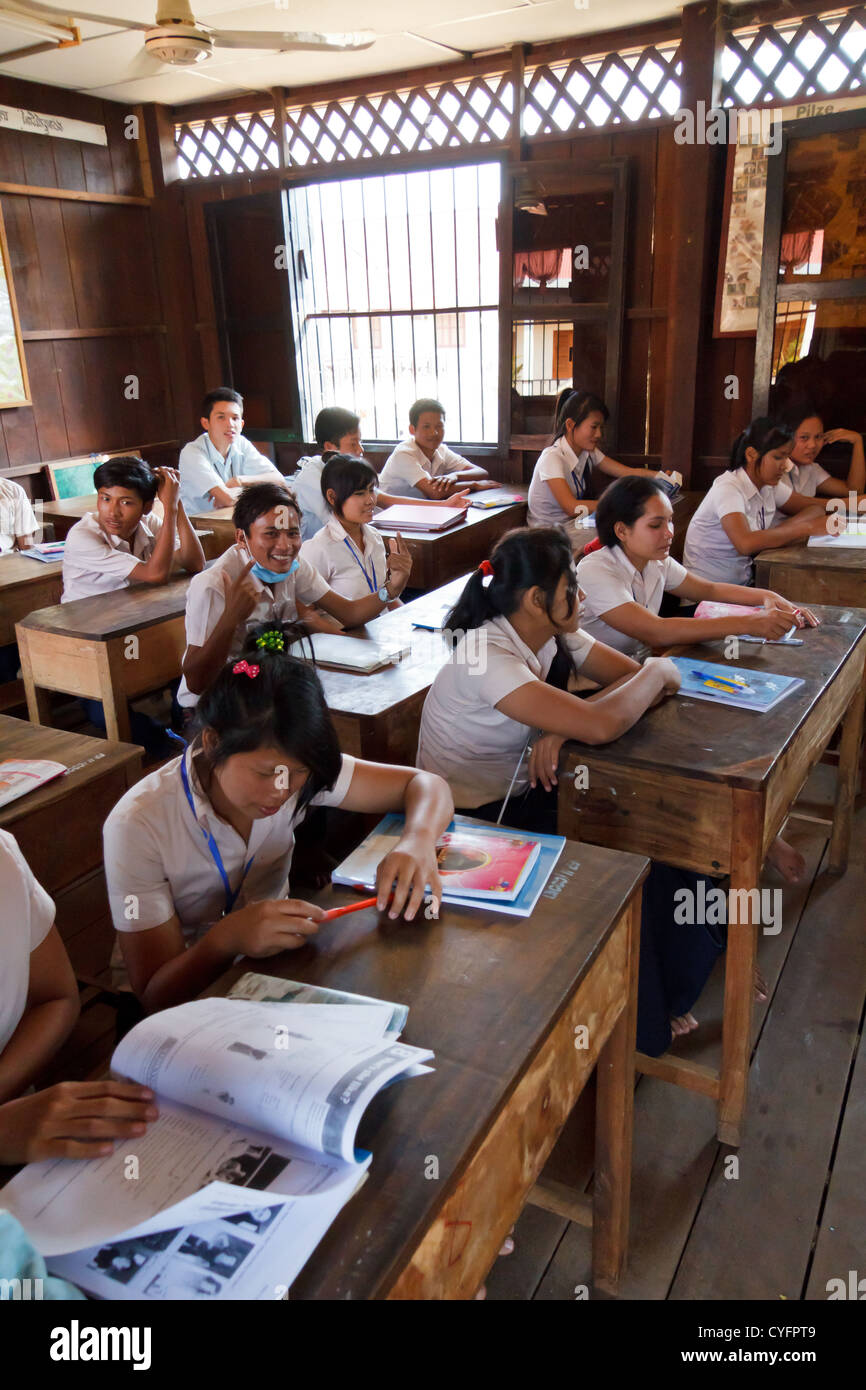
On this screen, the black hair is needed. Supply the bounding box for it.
[552,390,609,443]
[780,398,824,434]
[320,454,378,516]
[595,475,670,549]
[232,482,301,534]
[314,407,360,450]
[728,417,794,471]
[93,456,157,507]
[446,528,578,675]
[202,387,243,418]
[410,398,445,427]
[194,622,342,813]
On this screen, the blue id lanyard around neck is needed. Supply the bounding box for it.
[180,754,255,916]
[571,462,587,500]
[342,535,377,594]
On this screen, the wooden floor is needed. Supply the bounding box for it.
[488,763,866,1303]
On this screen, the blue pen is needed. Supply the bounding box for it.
[690,668,753,694]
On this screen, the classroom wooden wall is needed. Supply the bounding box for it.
[0,76,183,498]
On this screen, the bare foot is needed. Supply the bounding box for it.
[670,1012,698,1037]
[754,966,768,1002]
[766,835,805,883]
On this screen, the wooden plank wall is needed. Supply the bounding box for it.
[0,75,182,499]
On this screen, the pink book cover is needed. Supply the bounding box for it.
[693,601,762,620]
[436,830,540,900]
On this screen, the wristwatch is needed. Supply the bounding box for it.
[377,585,390,603]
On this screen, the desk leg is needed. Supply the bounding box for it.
[828,670,866,876]
[18,634,53,727]
[718,789,763,1147]
[592,892,640,1294]
[97,644,132,744]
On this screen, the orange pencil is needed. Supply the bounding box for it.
[320,895,380,921]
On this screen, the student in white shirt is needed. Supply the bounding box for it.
[293,406,469,541]
[62,456,204,602]
[781,401,866,500]
[0,829,156,1164]
[683,417,836,586]
[178,482,412,708]
[0,476,37,553]
[179,387,283,515]
[299,455,408,607]
[417,527,726,1055]
[107,624,453,1012]
[379,398,495,498]
[527,389,671,531]
[578,475,814,658]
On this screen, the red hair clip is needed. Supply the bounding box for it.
[479,559,494,577]
[582,537,603,556]
[232,660,260,678]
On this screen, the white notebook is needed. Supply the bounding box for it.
[289,633,410,673]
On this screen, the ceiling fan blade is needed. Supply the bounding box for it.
[210,28,376,53]
[4,0,151,30]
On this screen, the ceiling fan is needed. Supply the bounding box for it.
[0,0,376,66]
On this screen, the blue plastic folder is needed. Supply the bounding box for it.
[671,657,804,713]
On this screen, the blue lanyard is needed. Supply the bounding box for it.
[342,535,377,594]
[180,755,255,917]
[571,461,587,500]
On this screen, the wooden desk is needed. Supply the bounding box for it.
[212,838,648,1298]
[15,578,190,743]
[375,488,527,592]
[755,543,866,608]
[189,506,236,557]
[37,495,97,540]
[0,551,63,646]
[0,715,141,978]
[557,607,866,1146]
[313,575,467,765]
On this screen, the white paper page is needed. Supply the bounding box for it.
[2,1098,358,1257]
[113,997,433,1162]
[228,972,409,1036]
[49,1161,369,1301]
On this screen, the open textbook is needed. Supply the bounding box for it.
[3,995,431,1300]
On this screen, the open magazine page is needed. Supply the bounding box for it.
[228,972,409,1036]
[47,1162,370,1301]
[2,1098,360,1257]
[113,997,433,1164]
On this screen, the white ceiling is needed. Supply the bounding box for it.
[0,0,750,108]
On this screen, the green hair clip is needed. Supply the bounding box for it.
[255,629,286,653]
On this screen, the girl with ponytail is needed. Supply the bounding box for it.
[104,622,453,1013]
[683,416,835,586]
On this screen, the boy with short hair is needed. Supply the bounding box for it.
[293,405,470,541]
[62,457,204,603]
[379,398,495,499]
[179,387,283,515]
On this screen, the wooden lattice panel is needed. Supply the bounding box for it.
[522,43,682,136]
[283,73,514,166]
[721,8,866,107]
[176,110,279,180]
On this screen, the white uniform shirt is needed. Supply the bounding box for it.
[177,543,330,707]
[577,545,689,657]
[178,432,281,516]
[379,438,469,497]
[417,615,596,808]
[0,479,38,553]
[299,515,388,600]
[787,459,829,498]
[0,829,54,1056]
[104,743,356,947]
[683,469,793,586]
[61,510,173,602]
[291,454,329,541]
[528,439,605,528]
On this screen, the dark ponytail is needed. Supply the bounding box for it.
[728,416,793,471]
[552,389,609,444]
[445,527,578,661]
[595,474,669,549]
[193,621,342,811]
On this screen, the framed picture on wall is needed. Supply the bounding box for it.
[713,140,769,339]
[0,201,30,408]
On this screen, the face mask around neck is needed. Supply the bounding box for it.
[249,558,298,585]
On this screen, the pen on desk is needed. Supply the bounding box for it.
[320,895,383,921]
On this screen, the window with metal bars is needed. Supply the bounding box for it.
[283,162,501,444]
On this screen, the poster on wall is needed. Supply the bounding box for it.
[713,93,866,338]
[0,204,30,408]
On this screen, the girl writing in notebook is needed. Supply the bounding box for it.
[781,401,866,501]
[299,455,405,607]
[527,389,672,531]
[416,528,725,1054]
[106,624,453,1013]
[682,417,835,586]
